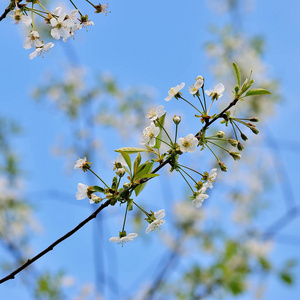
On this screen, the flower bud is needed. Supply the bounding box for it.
[229,139,238,147]
[116,168,125,177]
[229,151,241,160]
[173,115,181,124]
[123,182,131,189]
[249,117,259,122]
[216,131,225,138]
[218,161,227,172]
[249,126,259,134]
[240,133,248,141]
[237,142,244,151]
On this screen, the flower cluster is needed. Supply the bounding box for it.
[8,2,110,59]
[72,64,269,245]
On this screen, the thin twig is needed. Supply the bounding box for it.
[0,199,111,284]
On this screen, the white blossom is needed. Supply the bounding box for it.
[195,75,204,87]
[95,3,110,15]
[10,7,32,26]
[50,9,76,40]
[23,31,43,49]
[139,122,160,147]
[29,43,54,60]
[76,183,89,200]
[165,82,185,101]
[192,188,209,208]
[109,233,138,245]
[203,168,217,189]
[178,134,198,153]
[145,105,166,121]
[74,157,87,169]
[205,83,225,100]
[188,76,204,95]
[146,209,166,234]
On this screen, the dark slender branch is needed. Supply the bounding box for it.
[196,97,239,137]
[0,199,111,284]
[262,206,300,239]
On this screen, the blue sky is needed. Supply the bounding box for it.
[0,0,300,299]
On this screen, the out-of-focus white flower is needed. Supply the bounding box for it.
[74,157,87,169]
[165,82,185,101]
[10,7,32,26]
[139,122,160,147]
[193,188,209,208]
[174,201,205,221]
[29,42,54,60]
[145,105,166,121]
[146,209,165,233]
[76,183,89,200]
[23,31,43,49]
[205,83,225,100]
[109,233,138,245]
[246,239,273,257]
[203,168,217,189]
[178,134,198,153]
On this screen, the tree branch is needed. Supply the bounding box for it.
[0,199,111,284]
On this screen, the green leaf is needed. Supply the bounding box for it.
[127,199,133,211]
[115,147,150,154]
[259,257,272,271]
[245,88,271,96]
[137,173,159,180]
[134,162,153,196]
[154,113,166,149]
[120,152,131,172]
[280,272,293,285]
[232,62,241,86]
[93,186,105,193]
[133,153,141,174]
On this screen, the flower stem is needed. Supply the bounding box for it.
[178,96,202,114]
[155,137,172,148]
[178,167,198,184]
[177,163,204,177]
[203,141,220,162]
[177,169,194,193]
[207,140,230,153]
[122,205,128,232]
[156,119,173,144]
[207,99,214,115]
[174,124,178,144]
[201,86,207,112]
[133,201,150,217]
[196,94,205,112]
[88,168,109,188]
